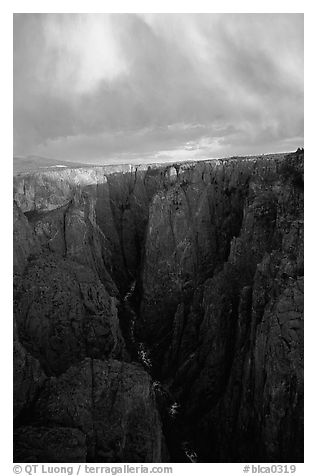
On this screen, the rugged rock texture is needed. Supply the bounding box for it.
[13,319,46,420]
[14,165,169,292]
[13,201,41,274]
[13,151,304,462]
[17,359,164,462]
[14,426,87,462]
[139,152,303,462]
[14,256,125,375]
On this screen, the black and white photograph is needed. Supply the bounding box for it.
[12,9,304,469]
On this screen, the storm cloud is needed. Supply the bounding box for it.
[13,13,304,163]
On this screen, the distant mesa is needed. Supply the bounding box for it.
[13,155,90,175]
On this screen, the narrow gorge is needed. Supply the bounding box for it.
[13,151,304,463]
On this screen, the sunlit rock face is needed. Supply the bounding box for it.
[13,151,304,462]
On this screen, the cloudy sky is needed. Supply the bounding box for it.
[13,13,304,164]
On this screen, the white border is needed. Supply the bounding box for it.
[2,3,313,475]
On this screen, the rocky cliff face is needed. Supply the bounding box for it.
[13,151,304,462]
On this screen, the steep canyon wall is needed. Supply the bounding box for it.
[13,151,304,462]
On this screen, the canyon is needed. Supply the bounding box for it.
[13,150,304,463]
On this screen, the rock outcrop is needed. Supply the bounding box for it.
[27,359,166,462]
[13,151,304,462]
[13,318,46,420]
[14,256,125,376]
[13,201,41,274]
[14,359,166,463]
[14,426,87,463]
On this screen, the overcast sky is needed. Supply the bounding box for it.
[13,13,304,164]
